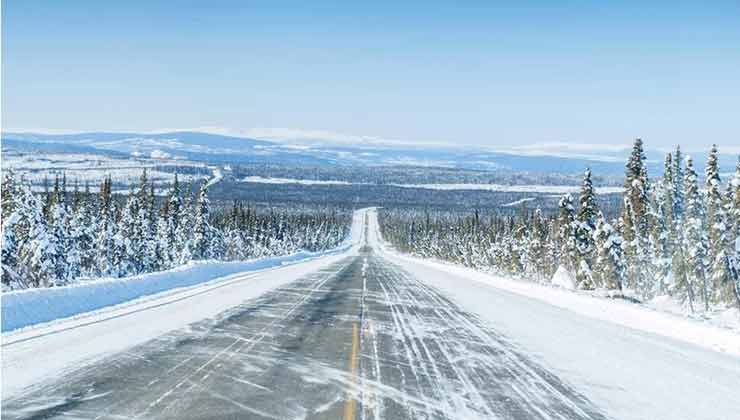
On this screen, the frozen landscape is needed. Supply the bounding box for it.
[4,2,740,419]
[3,209,739,420]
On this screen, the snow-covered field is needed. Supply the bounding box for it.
[241,176,623,194]
[1,151,213,189]
[390,182,623,194]
[242,176,353,186]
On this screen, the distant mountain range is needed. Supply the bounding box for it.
[2,131,737,176]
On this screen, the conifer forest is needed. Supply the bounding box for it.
[380,140,740,313]
[1,170,350,290]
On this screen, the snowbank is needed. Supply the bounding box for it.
[367,209,740,357]
[1,246,350,333]
[551,265,576,289]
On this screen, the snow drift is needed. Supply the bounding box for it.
[2,246,350,333]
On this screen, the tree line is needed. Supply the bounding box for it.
[1,171,350,290]
[380,140,740,312]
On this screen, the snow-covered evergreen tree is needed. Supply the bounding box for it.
[556,194,578,276]
[575,168,598,289]
[661,153,675,249]
[651,177,673,296]
[94,176,116,276]
[704,145,733,304]
[175,182,194,264]
[672,145,685,227]
[529,208,552,282]
[621,139,652,295]
[68,188,97,278]
[118,185,142,275]
[684,156,711,311]
[191,181,212,260]
[47,184,71,284]
[730,157,740,239]
[2,172,23,289]
[593,213,625,291]
[17,184,63,288]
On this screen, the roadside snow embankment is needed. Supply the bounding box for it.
[367,209,740,357]
[366,208,740,420]
[2,247,350,333]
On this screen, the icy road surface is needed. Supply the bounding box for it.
[2,209,739,419]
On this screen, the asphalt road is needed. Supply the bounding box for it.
[2,244,608,420]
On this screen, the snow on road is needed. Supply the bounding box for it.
[3,207,739,420]
[366,208,740,420]
[1,209,368,399]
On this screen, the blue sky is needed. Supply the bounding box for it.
[2,0,739,150]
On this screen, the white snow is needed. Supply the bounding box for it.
[240,177,624,194]
[149,149,171,159]
[501,197,536,207]
[2,151,206,186]
[1,209,369,399]
[551,265,576,289]
[242,176,353,186]
[2,247,350,333]
[366,208,740,420]
[491,141,632,162]
[4,207,738,420]
[391,183,623,194]
[205,166,223,187]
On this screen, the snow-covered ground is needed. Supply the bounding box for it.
[241,176,623,194]
[1,209,368,398]
[501,197,536,207]
[4,208,739,420]
[367,208,740,420]
[205,166,224,188]
[390,182,623,194]
[242,176,353,186]
[371,217,740,356]
[2,247,351,333]
[1,151,211,189]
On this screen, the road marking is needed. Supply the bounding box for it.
[344,322,360,420]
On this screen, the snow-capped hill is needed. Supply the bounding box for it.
[3,130,737,175]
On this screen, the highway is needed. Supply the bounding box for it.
[3,209,739,420]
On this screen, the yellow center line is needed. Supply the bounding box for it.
[343,322,360,420]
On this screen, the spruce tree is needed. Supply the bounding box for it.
[165,174,183,265]
[621,138,652,295]
[729,156,740,242]
[18,184,61,288]
[530,208,551,282]
[175,181,194,264]
[684,156,710,311]
[593,213,625,291]
[661,153,675,254]
[557,194,578,277]
[69,191,96,277]
[575,168,598,289]
[48,194,71,284]
[95,176,115,276]
[705,145,732,303]
[1,172,22,288]
[651,180,673,295]
[119,185,142,275]
[191,181,212,260]
[672,146,685,225]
